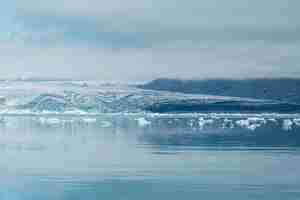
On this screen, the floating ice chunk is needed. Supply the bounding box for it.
[136,117,151,127]
[268,118,277,123]
[282,119,293,131]
[198,118,214,129]
[235,119,261,131]
[223,118,232,123]
[38,117,47,124]
[293,119,300,126]
[206,119,214,124]
[188,119,195,127]
[210,114,220,119]
[82,118,97,123]
[236,120,254,130]
[247,124,261,131]
[248,117,266,124]
[236,119,250,127]
[47,118,61,124]
[64,109,88,115]
[222,118,234,129]
[39,117,61,125]
[99,121,112,128]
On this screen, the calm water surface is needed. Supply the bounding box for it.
[0,116,300,200]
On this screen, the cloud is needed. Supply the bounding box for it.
[0,0,300,80]
[1,40,299,81]
[7,0,300,28]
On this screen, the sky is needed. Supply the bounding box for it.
[0,0,300,81]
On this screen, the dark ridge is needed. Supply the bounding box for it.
[138,78,300,104]
[145,101,300,113]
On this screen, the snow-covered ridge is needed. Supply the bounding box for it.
[0,81,300,115]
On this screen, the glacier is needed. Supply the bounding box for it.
[0,80,300,115]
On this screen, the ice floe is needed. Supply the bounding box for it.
[198,118,214,129]
[282,119,293,131]
[235,118,264,131]
[81,118,97,123]
[222,118,234,129]
[293,118,300,126]
[39,117,61,125]
[268,118,277,123]
[98,121,112,128]
[135,117,151,127]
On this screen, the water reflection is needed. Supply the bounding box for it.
[0,116,300,200]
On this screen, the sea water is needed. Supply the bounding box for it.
[0,115,300,200]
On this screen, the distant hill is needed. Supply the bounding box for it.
[138,78,300,104]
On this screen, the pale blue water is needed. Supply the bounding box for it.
[0,116,300,200]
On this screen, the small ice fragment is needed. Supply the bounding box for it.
[248,117,266,124]
[210,114,220,119]
[236,119,260,131]
[41,118,61,125]
[99,121,112,128]
[48,118,61,124]
[236,119,250,127]
[198,118,214,129]
[38,117,47,124]
[188,119,195,127]
[136,117,151,127]
[268,118,277,123]
[205,119,214,124]
[82,118,97,123]
[248,124,261,131]
[282,119,293,131]
[293,119,300,126]
[222,118,234,129]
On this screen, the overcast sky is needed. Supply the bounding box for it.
[1,0,300,81]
